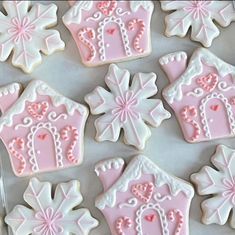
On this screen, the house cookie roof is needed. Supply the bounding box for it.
[63,1,154,25]
[163,48,235,104]
[95,155,194,210]
[0,80,88,132]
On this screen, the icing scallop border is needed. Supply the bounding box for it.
[159,51,187,66]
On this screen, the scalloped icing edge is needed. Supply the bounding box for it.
[159,51,187,66]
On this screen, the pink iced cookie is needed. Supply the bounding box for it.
[0,1,65,73]
[160,1,235,47]
[85,64,171,150]
[5,178,98,235]
[0,80,88,177]
[62,1,154,66]
[160,48,235,143]
[95,155,194,235]
[191,145,235,228]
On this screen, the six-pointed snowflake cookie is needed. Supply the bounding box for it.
[85,64,171,149]
[5,178,98,235]
[0,1,65,73]
[191,145,235,228]
[62,0,154,66]
[160,1,235,47]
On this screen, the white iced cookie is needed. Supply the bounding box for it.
[191,145,235,228]
[0,1,65,73]
[160,1,235,47]
[85,64,171,150]
[5,178,98,235]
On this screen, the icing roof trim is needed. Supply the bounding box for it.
[95,155,194,210]
[163,48,235,104]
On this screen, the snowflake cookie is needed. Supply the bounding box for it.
[85,64,171,150]
[160,1,235,47]
[62,0,154,66]
[191,145,235,228]
[95,155,194,235]
[5,178,98,235]
[0,1,65,73]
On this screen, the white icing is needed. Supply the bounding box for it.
[0,83,21,98]
[86,12,102,22]
[217,81,235,92]
[97,16,132,61]
[14,117,33,130]
[159,51,187,65]
[199,92,235,138]
[95,158,124,176]
[129,1,154,13]
[0,80,88,132]
[118,197,138,209]
[47,111,68,122]
[115,8,130,16]
[95,155,194,210]
[186,88,204,97]
[153,193,172,202]
[163,48,235,104]
[26,122,63,172]
[136,203,169,235]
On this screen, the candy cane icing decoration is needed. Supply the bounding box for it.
[127,19,145,53]
[167,209,184,235]
[8,138,26,175]
[115,217,132,235]
[181,106,201,142]
[61,126,79,164]
[77,27,96,62]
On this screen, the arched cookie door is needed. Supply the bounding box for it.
[97,16,132,61]
[27,122,63,172]
[200,93,235,139]
[136,203,169,235]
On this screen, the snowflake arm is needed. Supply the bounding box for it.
[5,178,98,235]
[191,145,235,228]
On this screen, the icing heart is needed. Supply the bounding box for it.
[210,105,220,111]
[131,182,154,203]
[197,73,218,92]
[27,101,49,120]
[106,28,116,35]
[145,214,157,222]
[37,134,47,140]
[97,1,117,16]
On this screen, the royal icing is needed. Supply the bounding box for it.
[0,80,88,176]
[62,1,154,66]
[0,1,65,73]
[160,48,235,143]
[85,64,171,150]
[5,178,98,235]
[160,1,235,47]
[191,145,235,228]
[95,155,194,235]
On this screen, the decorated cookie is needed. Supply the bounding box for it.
[85,64,171,150]
[95,155,194,235]
[160,1,235,47]
[5,178,98,235]
[0,80,88,177]
[0,1,65,73]
[160,48,235,143]
[191,145,235,228]
[62,1,154,66]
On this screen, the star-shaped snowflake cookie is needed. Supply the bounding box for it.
[161,1,235,47]
[191,145,235,228]
[5,178,98,235]
[85,64,171,150]
[0,1,65,73]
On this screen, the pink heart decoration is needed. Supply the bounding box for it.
[27,101,49,120]
[210,104,220,111]
[131,182,154,203]
[97,1,117,16]
[145,214,157,222]
[197,73,218,92]
[106,28,116,35]
[37,134,47,140]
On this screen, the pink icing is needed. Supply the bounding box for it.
[63,1,153,66]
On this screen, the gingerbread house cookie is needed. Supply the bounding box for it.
[160,48,235,143]
[95,155,194,235]
[0,80,88,176]
[63,1,154,66]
